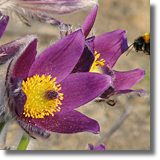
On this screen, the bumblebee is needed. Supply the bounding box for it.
[127,33,150,55]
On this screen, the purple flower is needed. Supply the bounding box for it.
[82,5,128,69]
[3,29,112,138]
[88,143,106,150]
[72,5,128,73]
[0,0,98,26]
[0,11,9,39]
[73,5,149,101]
[0,35,37,120]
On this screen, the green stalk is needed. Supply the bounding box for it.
[17,134,30,150]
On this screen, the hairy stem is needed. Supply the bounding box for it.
[17,134,30,150]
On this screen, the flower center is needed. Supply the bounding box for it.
[89,51,105,73]
[21,74,63,119]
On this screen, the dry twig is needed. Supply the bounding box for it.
[96,105,133,146]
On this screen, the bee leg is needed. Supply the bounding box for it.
[144,52,148,55]
[143,42,149,55]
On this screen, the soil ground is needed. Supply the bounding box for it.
[0,0,150,150]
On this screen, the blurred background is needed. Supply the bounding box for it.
[0,0,150,150]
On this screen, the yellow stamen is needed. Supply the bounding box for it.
[21,74,63,119]
[89,51,105,73]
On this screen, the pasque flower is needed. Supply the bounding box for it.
[0,11,9,39]
[73,5,148,103]
[0,0,98,26]
[2,29,112,138]
[88,143,106,150]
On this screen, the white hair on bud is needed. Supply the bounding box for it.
[0,0,98,26]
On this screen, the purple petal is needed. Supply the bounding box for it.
[94,30,128,68]
[60,72,112,111]
[88,144,106,150]
[16,116,50,138]
[82,5,98,38]
[10,77,26,117]
[86,36,95,53]
[72,37,95,73]
[100,86,114,98]
[0,35,37,65]
[99,65,115,78]
[88,144,94,150]
[0,12,9,39]
[113,89,149,97]
[100,88,149,99]
[11,39,37,80]
[28,30,85,83]
[99,68,146,98]
[33,110,100,134]
[113,68,145,91]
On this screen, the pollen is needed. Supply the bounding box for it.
[89,51,105,73]
[21,74,63,119]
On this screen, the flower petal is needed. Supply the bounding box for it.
[72,37,95,73]
[11,39,37,79]
[33,110,100,134]
[0,12,9,39]
[88,143,106,150]
[10,77,26,117]
[100,67,146,98]
[82,5,98,38]
[94,30,128,68]
[60,72,112,111]
[28,29,85,83]
[112,89,149,97]
[16,116,50,138]
[0,35,37,66]
[113,68,145,91]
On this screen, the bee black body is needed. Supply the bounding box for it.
[133,33,150,55]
